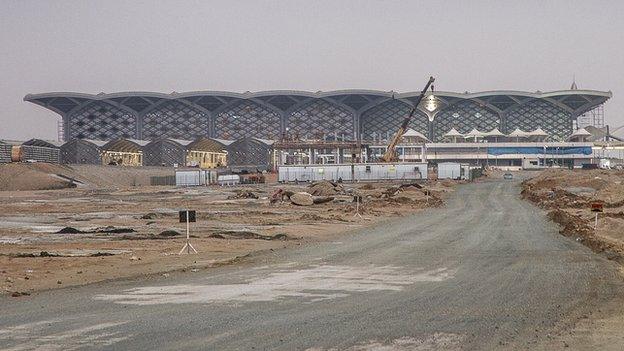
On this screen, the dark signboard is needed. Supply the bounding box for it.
[179,210,196,223]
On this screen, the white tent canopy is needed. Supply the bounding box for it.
[508,128,531,138]
[402,128,430,141]
[569,128,591,138]
[443,128,464,138]
[482,128,505,137]
[464,128,485,139]
[528,128,549,137]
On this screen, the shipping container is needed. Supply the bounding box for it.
[175,169,217,186]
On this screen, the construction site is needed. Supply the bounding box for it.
[2,76,624,298]
[0,161,456,293]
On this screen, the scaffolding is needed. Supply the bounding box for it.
[576,104,604,129]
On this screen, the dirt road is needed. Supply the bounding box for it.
[1,177,623,350]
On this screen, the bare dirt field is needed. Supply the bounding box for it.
[521,168,624,263]
[0,164,456,297]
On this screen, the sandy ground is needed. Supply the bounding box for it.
[521,168,624,262]
[0,164,457,296]
[520,168,624,350]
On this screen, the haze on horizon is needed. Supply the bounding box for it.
[1,0,623,140]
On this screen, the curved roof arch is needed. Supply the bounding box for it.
[25,89,612,121]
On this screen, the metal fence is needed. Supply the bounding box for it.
[150,175,176,186]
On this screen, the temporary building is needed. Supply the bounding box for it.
[185,137,227,168]
[175,168,218,186]
[278,163,428,182]
[20,139,62,163]
[226,137,274,172]
[60,139,106,165]
[143,138,192,167]
[101,139,148,166]
[437,162,463,180]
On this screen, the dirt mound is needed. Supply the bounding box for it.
[0,163,77,191]
[55,226,135,234]
[0,163,176,191]
[523,170,624,263]
[308,180,344,196]
[209,230,289,241]
[291,192,314,206]
[227,189,259,199]
[158,230,181,237]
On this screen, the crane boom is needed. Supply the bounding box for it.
[379,76,435,162]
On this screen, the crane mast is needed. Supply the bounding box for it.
[379,76,435,162]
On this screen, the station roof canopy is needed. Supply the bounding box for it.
[24,89,612,118]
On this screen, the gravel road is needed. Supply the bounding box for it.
[1,178,623,350]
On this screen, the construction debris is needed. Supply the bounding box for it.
[290,192,314,206]
[158,230,181,237]
[209,230,289,241]
[227,189,259,200]
[312,196,334,204]
[522,169,624,263]
[55,226,136,234]
[308,180,344,196]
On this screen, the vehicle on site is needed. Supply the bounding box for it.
[379,76,435,162]
[503,173,513,180]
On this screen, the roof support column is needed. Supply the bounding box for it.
[62,114,70,141]
[136,112,144,139]
[280,111,288,140]
[354,111,361,141]
[499,112,507,134]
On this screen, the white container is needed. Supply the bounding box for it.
[437,162,462,179]
[218,174,240,186]
[175,169,216,186]
[278,163,428,182]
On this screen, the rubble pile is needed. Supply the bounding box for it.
[308,180,345,196]
[227,189,259,200]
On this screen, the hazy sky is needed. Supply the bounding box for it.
[1,0,623,140]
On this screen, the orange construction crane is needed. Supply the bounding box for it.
[379,76,435,162]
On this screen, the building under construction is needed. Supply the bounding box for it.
[0,141,11,163]
[226,137,273,172]
[101,139,148,166]
[60,139,106,165]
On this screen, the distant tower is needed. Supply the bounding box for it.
[570,75,578,90]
